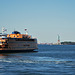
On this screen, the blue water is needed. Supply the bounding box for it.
[0,45,75,75]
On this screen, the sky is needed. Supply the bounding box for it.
[0,0,75,43]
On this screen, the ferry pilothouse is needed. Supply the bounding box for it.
[0,28,37,53]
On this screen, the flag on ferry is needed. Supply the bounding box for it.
[2,27,7,32]
[24,29,27,31]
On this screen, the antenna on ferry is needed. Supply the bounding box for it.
[24,29,28,35]
[14,28,15,31]
[2,27,4,34]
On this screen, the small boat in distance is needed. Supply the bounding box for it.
[0,28,37,53]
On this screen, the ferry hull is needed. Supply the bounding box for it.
[0,49,37,53]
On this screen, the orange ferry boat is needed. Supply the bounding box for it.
[0,30,37,53]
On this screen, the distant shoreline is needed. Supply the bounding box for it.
[61,41,75,45]
[38,41,75,45]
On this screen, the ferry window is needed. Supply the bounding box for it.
[2,42,5,43]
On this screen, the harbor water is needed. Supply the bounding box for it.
[0,45,75,75]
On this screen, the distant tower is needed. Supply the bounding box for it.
[57,35,61,45]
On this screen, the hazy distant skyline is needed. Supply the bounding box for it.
[0,0,75,43]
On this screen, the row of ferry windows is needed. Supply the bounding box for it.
[8,39,35,41]
[16,39,35,41]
